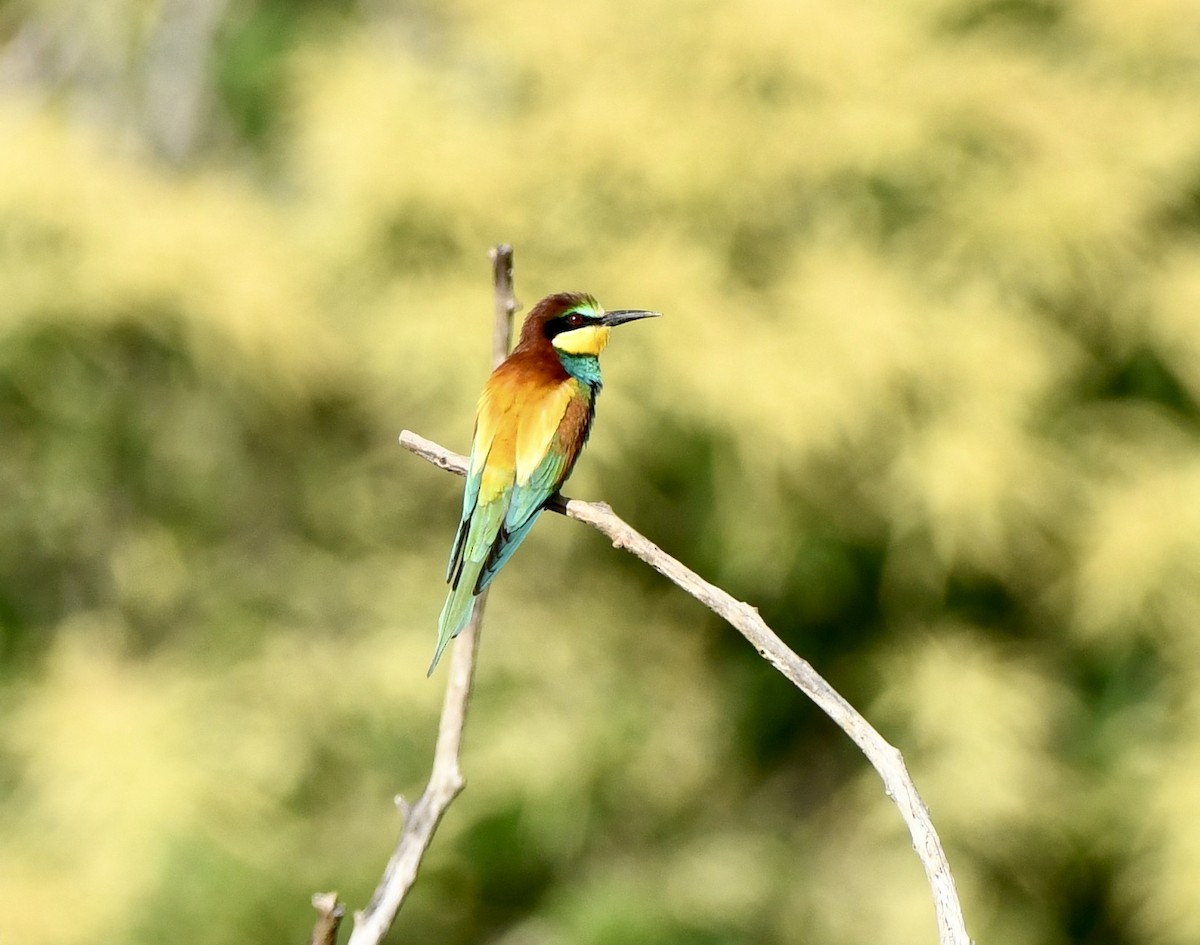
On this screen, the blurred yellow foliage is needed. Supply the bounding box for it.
[2,0,1200,943]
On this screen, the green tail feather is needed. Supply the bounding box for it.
[427,559,483,676]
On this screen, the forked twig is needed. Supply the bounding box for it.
[321,245,973,945]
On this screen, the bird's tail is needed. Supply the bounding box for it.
[427,561,482,676]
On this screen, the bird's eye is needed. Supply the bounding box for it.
[567,312,585,328]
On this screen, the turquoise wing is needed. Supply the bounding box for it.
[445,432,490,587]
[430,375,592,675]
[475,446,572,592]
[430,481,510,675]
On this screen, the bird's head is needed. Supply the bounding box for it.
[520,292,660,357]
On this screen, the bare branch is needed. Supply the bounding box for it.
[308,892,345,945]
[343,246,517,945]
[491,242,518,362]
[397,428,974,945]
[339,243,971,945]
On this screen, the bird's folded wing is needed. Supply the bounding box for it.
[514,380,576,484]
[454,371,589,593]
[446,421,489,583]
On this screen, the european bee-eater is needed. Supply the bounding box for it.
[428,291,660,675]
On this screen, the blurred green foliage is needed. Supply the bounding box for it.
[3,0,1200,943]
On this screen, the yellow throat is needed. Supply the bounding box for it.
[551,323,611,356]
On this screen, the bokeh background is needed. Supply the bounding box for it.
[3,0,1200,942]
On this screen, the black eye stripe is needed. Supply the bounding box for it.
[544,311,597,339]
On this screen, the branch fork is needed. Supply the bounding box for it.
[316,245,974,945]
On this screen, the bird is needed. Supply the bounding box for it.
[427,291,660,675]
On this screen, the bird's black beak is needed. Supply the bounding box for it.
[602,309,661,327]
